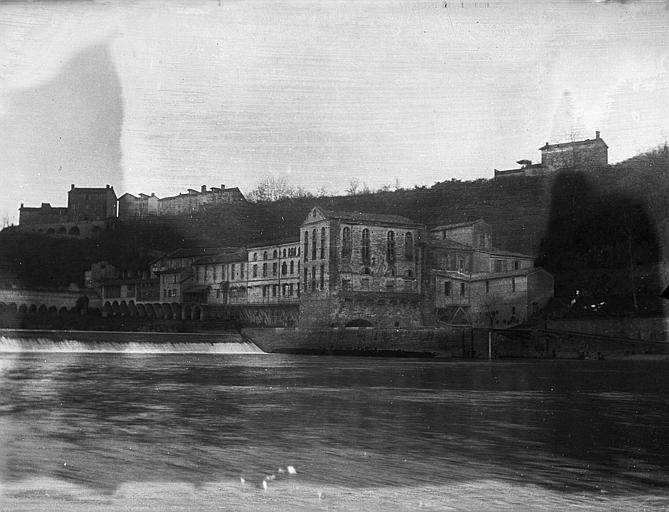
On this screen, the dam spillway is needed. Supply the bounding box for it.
[0,330,264,354]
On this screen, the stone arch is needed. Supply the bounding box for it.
[170,303,181,319]
[58,306,68,316]
[48,305,57,315]
[144,303,155,319]
[18,304,27,314]
[68,225,80,236]
[161,303,173,319]
[153,303,164,319]
[28,304,37,314]
[183,304,192,321]
[128,302,138,317]
[46,227,55,235]
[136,303,147,318]
[345,319,374,328]
[192,305,201,321]
[7,303,17,314]
[38,304,47,314]
[102,302,113,318]
[119,301,129,317]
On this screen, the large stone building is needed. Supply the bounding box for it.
[67,184,117,221]
[494,131,608,178]
[423,219,553,327]
[299,207,424,328]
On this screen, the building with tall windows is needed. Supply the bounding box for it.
[247,238,301,304]
[299,207,424,328]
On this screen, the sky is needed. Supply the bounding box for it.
[0,0,668,224]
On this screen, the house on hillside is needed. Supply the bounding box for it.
[495,131,608,178]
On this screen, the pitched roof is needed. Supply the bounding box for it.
[426,238,474,251]
[539,136,608,151]
[430,219,488,232]
[166,247,234,259]
[246,236,300,249]
[318,208,420,226]
[193,250,249,265]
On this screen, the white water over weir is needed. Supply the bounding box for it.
[0,331,264,354]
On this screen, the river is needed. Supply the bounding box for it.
[0,335,668,510]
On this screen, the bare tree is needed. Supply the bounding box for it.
[345,178,360,196]
[247,174,296,202]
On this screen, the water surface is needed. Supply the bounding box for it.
[1,341,668,510]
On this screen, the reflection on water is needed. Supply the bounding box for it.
[1,351,668,510]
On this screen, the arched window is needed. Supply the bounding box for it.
[290,261,294,274]
[404,232,413,261]
[253,252,258,261]
[361,229,371,265]
[273,250,277,259]
[311,229,317,261]
[387,231,395,264]
[320,227,326,259]
[282,262,288,275]
[304,231,309,262]
[341,227,351,259]
[263,251,268,260]
[69,226,80,236]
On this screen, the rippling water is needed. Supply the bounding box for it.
[1,341,669,510]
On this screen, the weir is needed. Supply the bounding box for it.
[0,331,265,354]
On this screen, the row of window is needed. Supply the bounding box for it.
[252,246,300,261]
[251,260,300,278]
[443,277,517,297]
[303,227,415,264]
[195,263,246,283]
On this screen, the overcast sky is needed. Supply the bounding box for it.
[1,0,668,223]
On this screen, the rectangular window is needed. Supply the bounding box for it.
[361,278,370,290]
[272,285,277,297]
[240,263,244,279]
[231,264,236,279]
[273,262,277,276]
[514,260,520,270]
[494,260,502,273]
[262,263,267,277]
[320,265,324,290]
[512,277,516,292]
[444,281,451,296]
[460,282,466,297]
[253,264,258,278]
[485,281,489,294]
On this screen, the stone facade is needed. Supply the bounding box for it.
[18,203,69,225]
[67,184,117,221]
[423,218,553,328]
[495,131,608,178]
[540,132,608,171]
[299,207,423,328]
[157,185,245,217]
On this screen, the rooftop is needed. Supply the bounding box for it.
[319,208,420,226]
[430,219,488,232]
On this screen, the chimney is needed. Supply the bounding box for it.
[201,185,207,193]
[71,184,75,190]
[221,184,225,189]
[595,131,600,139]
[106,184,110,189]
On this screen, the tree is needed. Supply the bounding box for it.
[345,178,360,196]
[247,174,296,202]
